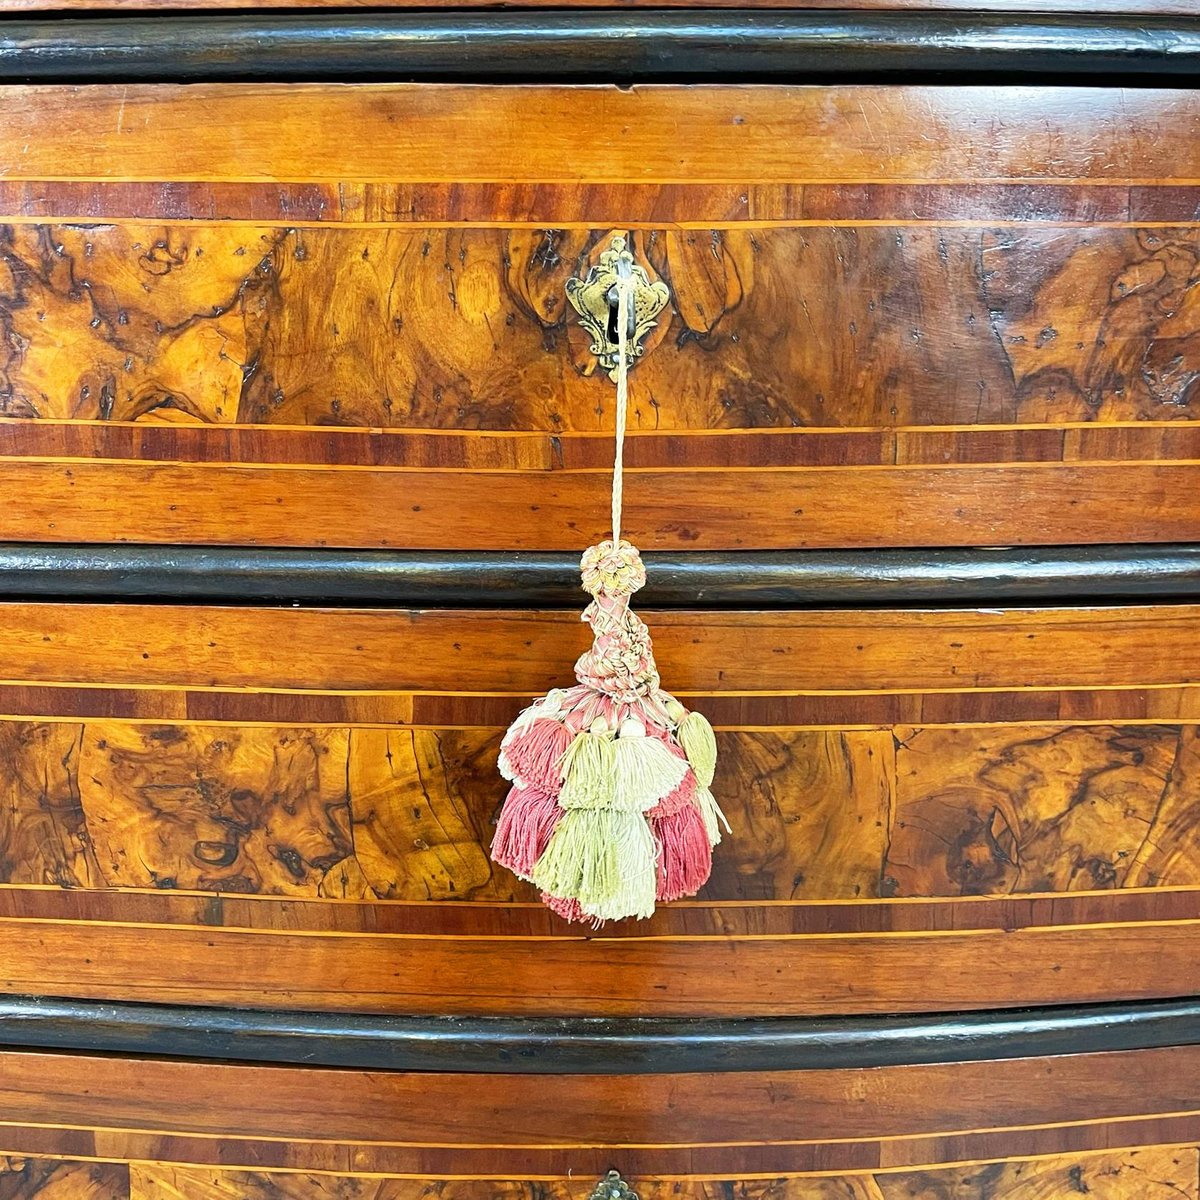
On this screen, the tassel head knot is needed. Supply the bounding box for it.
[581,539,646,600]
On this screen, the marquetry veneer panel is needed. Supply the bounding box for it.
[0,600,1196,1015]
[5,224,1200,430]
[4,719,1199,901]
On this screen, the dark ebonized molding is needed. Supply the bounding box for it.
[1,12,1200,83]
[4,995,1200,1072]
[1,543,1198,609]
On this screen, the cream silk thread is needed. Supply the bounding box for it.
[611,274,636,546]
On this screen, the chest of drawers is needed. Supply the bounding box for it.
[0,10,1199,1200]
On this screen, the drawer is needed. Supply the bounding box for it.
[0,1038,1197,1193]
[2,84,1200,551]
[0,598,1197,1017]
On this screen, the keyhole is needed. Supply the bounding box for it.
[606,297,621,347]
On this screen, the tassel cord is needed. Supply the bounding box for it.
[612,272,636,547]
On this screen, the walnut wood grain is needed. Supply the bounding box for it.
[0,1158,125,1200]
[5,721,894,902]
[5,681,1200,728]
[0,883,1197,937]
[886,724,1200,896]
[5,181,1200,224]
[10,716,1198,905]
[1,1045,1199,1148]
[124,1152,1200,1200]
[8,225,1200,430]
[0,914,1198,1016]
[11,425,1200,467]
[3,86,1200,186]
[9,1125,1200,1180]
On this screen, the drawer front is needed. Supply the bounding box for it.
[2,84,1200,550]
[0,599,1196,1016]
[0,1044,1196,1190]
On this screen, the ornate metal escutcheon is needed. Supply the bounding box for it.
[566,235,671,381]
[588,1171,640,1200]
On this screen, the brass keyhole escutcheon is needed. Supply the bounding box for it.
[565,234,671,382]
[588,1171,639,1200]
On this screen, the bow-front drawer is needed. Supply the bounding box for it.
[0,598,1196,1016]
[0,1040,1198,1195]
[2,83,1200,549]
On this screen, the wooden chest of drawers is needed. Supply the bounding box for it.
[0,10,1199,1200]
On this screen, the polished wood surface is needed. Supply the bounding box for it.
[3,1150,1199,1200]
[3,718,1199,902]
[3,87,1199,551]
[1,1150,1197,1200]
[1,602,1198,693]
[0,49,1195,1200]
[0,1046,1191,1174]
[0,1159,122,1200]
[9,181,1200,223]
[5,458,1200,549]
[7,454,1200,549]
[127,1153,1200,1200]
[4,680,1200,726]
[4,85,1199,184]
[6,225,1200,430]
[0,601,1193,1015]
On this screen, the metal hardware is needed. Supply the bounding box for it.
[588,1171,639,1200]
[565,235,670,381]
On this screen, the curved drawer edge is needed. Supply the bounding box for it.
[2,12,1200,83]
[4,994,1200,1073]
[3,543,1200,608]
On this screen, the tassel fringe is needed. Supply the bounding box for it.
[490,785,563,880]
[531,806,657,921]
[652,802,713,902]
[557,730,616,808]
[498,717,573,792]
[678,710,718,788]
[612,729,689,811]
[694,784,732,847]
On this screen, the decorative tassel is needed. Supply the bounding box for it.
[532,806,657,922]
[675,706,718,789]
[557,727,617,808]
[652,802,713,902]
[489,262,725,924]
[499,717,574,792]
[612,722,689,811]
[693,785,731,848]
[490,785,563,880]
[541,892,587,924]
[652,768,697,818]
